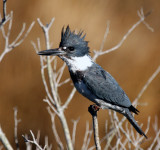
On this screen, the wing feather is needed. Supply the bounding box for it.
[83,65,131,108]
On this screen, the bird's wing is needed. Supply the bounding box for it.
[83,65,132,108]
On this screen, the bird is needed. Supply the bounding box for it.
[38,26,147,138]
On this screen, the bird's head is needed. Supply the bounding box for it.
[38,26,90,58]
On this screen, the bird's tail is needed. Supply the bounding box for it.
[124,108,147,139]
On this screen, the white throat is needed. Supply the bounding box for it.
[64,55,93,73]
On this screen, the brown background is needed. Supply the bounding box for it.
[0,0,160,149]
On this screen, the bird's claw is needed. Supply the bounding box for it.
[92,104,100,111]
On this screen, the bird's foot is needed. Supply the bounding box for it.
[88,104,100,116]
[92,104,100,111]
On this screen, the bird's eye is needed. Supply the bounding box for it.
[68,46,75,51]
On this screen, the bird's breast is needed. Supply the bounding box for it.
[69,70,84,83]
[69,70,97,102]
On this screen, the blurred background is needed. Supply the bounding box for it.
[0,0,160,149]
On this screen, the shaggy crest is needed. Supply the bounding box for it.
[59,25,90,54]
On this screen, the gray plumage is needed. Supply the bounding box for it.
[38,26,147,138]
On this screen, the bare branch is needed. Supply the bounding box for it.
[31,39,55,104]
[37,18,73,149]
[88,105,101,150]
[10,21,35,48]
[85,129,93,150]
[6,11,13,38]
[35,131,41,150]
[22,130,47,150]
[0,126,13,150]
[56,63,66,84]
[81,121,93,150]
[58,78,70,87]
[37,18,60,105]
[71,117,80,147]
[133,66,160,106]
[44,136,52,150]
[23,134,32,150]
[153,116,158,133]
[113,112,121,138]
[43,98,59,115]
[40,56,55,105]
[31,40,39,53]
[137,8,154,32]
[37,18,55,49]
[100,21,110,51]
[148,130,160,150]
[2,0,7,22]
[93,8,153,61]
[93,21,110,61]
[9,23,26,46]
[13,107,21,150]
[62,87,76,110]
[0,0,10,27]
[47,107,64,149]
[0,17,35,62]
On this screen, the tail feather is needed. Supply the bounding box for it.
[129,105,139,115]
[124,108,147,139]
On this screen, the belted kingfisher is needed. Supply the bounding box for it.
[38,26,147,138]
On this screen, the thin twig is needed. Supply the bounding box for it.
[32,39,54,103]
[133,66,160,106]
[2,0,7,22]
[44,136,52,150]
[11,21,35,48]
[153,116,158,133]
[93,9,153,61]
[93,21,110,61]
[81,121,93,150]
[0,0,9,27]
[0,17,35,62]
[85,130,93,150]
[58,78,70,87]
[148,130,160,150]
[40,55,55,105]
[47,107,64,150]
[71,117,80,147]
[23,134,32,150]
[37,18,60,105]
[35,131,41,150]
[137,8,154,32]
[43,98,58,115]
[33,38,55,105]
[56,63,66,84]
[0,126,13,150]
[88,105,101,150]
[13,107,21,150]
[22,130,47,150]
[62,87,76,110]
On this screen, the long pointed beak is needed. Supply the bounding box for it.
[37,48,66,56]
